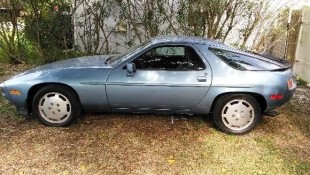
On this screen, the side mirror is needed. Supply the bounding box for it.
[126,62,136,77]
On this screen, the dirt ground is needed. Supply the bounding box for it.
[0,64,309,175]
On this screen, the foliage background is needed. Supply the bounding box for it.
[0,0,300,64]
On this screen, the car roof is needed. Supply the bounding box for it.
[150,35,227,47]
[149,36,285,64]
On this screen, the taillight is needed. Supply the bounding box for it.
[270,94,284,100]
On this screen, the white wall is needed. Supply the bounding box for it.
[294,6,310,85]
[73,0,133,54]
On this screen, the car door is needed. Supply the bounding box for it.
[106,44,212,112]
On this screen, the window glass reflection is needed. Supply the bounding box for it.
[134,46,205,71]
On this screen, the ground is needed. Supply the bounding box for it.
[0,64,309,175]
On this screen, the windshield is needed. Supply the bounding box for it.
[107,40,152,65]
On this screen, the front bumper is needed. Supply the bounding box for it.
[0,83,14,104]
[0,83,29,115]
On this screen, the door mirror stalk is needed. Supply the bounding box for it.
[126,63,136,76]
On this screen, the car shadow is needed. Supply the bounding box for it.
[74,112,215,135]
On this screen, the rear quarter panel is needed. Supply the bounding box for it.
[194,44,292,114]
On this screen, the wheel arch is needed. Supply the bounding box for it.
[27,83,82,114]
[210,92,267,113]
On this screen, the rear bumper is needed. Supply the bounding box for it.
[285,89,295,102]
[264,72,297,112]
[265,88,296,112]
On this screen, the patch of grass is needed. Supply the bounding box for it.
[0,96,22,122]
[292,116,310,137]
[189,116,206,130]
[255,136,278,152]
[282,102,310,137]
[0,67,4,76]
[0,112,309,174]
[281,146,310,175]
[199,135,292,174]
[295,161,310,175]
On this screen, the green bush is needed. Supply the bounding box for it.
[0,32,41,64]
[0,0,91,65]
[296,76,309,86]
[24,11,73,63]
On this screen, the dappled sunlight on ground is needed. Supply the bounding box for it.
[0,94,309,174]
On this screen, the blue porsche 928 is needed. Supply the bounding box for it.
[0,36,297,134]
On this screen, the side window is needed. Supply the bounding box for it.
[155,47,185,56]
[133,46,205,70]
[209,48,278,71]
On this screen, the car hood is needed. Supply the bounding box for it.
[36,55,112,70]
[2,55,112,83]
[14,55,112,77]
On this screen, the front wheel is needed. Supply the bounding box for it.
[213,94,262,134]
[32,85,81,127]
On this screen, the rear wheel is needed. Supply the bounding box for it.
[213,94,262,134]
[32,85,81,127]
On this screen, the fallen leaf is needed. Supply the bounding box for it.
[62,170,70,175]
[167,156,176,165]
[167,159,176,164]
[17,171,25,175]
[80,165,87,172]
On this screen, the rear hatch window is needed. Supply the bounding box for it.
[209,48,291,71]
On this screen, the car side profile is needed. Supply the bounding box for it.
[0,36,297,134]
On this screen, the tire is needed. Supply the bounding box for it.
[213,94,262,134]
[32,85,81,127]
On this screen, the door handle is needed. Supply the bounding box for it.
[197,76,207,82]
